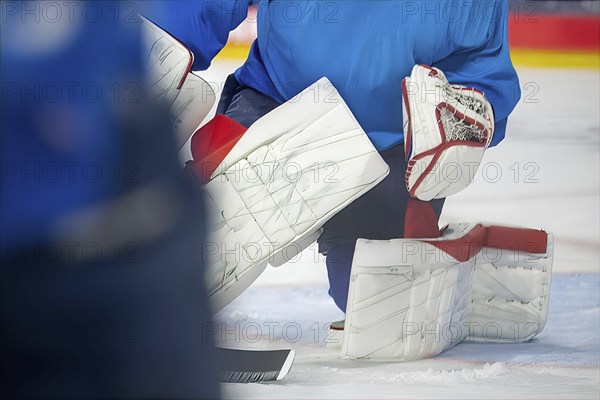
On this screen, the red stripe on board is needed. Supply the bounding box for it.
[508,14,600,51]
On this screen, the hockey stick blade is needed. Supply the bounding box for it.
[217,347,295,383]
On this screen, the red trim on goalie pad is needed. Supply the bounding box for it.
[425,225,548,262]
[485,226,548,254]
[189,114,247,182]
[404,199,441,239]
[177,48,194,90]
[426,224,488,262]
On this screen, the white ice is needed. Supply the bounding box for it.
[190,61,600,399]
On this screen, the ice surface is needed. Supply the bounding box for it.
[215,274,599,399]
[191,62,599,399]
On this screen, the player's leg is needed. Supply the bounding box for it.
[320,144,445,312]
[217,74,281,127]
[324,243,355,312]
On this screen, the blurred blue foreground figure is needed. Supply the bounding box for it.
[0,1,219,398]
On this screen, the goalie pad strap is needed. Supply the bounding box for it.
[485,226,548,254]
[403,199,441,239]
[422,225,548,263]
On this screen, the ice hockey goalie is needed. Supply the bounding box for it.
[141,13,553,363]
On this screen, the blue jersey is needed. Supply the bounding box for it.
[142,0,520,150]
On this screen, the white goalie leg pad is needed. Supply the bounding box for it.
[402,65,494,200]
[169,71,215,148]
[342,223,553,360]
[341,236,474,361]
[467,231,553,343]
[205,78,390,312]
[140,16,215,148]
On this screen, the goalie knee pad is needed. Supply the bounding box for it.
[189,78,390,312]
[341,223,553,361]
[402,65,494,201]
